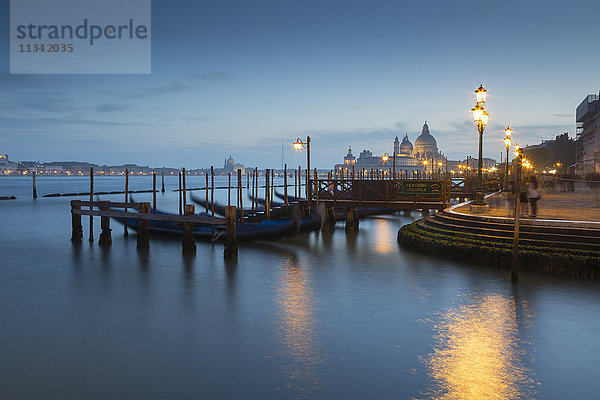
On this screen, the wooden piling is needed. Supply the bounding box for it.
[152,172,157,213]
[265,169,270,219]
[271,169,275,205]
[161,172,165,193]
[182,168,187,208]
[283,163,288,207]
[71,200,83,242]
[178,172,182,215]
[124,169,129,236]
[99,203,112,246]
[224,206,238,258]
[182,204,196,254]
[32,170,37,199]
[512,156,522,282]
[228,172,232,207]
[238,169,244,223]
[205,173,209,213]
[345,207,359,233]
[251,169,255,214]
[89,167,94,242]
[211,166,215,239]
[323,205,335,232]
[137,202,150,249]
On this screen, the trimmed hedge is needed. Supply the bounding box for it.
[398,220,600,279]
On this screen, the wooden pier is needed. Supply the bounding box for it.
[304,178,452,212]
[70,200,238,257]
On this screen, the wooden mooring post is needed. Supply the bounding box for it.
[284,163,288,208]
[178,172,182,215]
[224,206,238,258]
[71,201,83,242]
[152,172,157,213]
[98,202,112,246]
[161,172,165,193]
[345,207,359,233]
[124,168,129,236]
[182,168,187,208]
[137,202,151,250]
[32,170,37,199]
[238,169,244,223]
[89,167,94,242]
[182,204,196,254]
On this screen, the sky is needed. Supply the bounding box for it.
[1,0,599,169]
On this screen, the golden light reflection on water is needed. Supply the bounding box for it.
[272,256,324,395]
[373,218,396,254]
[422,293,537,400]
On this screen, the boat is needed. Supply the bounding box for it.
[110,207,298,241]
[190,194,264,218]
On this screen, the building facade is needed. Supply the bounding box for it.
[222,155,245,175]
[576,92,600,173]
[0,154,17,175]
[334,122,447,174]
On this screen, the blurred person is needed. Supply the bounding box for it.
[528,175,541,218]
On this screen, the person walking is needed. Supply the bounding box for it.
[519,179,529,217]
[528,175,541,218]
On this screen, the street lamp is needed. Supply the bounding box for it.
[504,127,512,190]
[382,153,389,162]
[293,136,311,200]
[471,84,490,206]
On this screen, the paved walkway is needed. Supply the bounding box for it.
[454,183,600,222]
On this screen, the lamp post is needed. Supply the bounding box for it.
[293,136,311,200]
[471,84,489,206]
[504,127,512,191]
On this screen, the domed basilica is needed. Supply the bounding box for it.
[336,122,446,173]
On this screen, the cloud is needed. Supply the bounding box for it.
[95,103,131,113]
[195,71,234,81]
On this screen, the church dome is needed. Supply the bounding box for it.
[414,122,437,149]
[399,134,413,154]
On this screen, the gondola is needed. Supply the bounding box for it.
[273,190,395,218]
[190,193,264,218]
[111,207,298,241]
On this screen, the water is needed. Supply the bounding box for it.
[1,176,599,399]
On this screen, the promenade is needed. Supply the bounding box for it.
[454,183,600,223]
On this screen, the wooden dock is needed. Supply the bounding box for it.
[70,200,237,257]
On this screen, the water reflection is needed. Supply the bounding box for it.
[272,255,324,396]
[422,292,537,399]
[373,217,396,254]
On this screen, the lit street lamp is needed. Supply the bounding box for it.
[471,84,490,206]
[504,127,512,190]
[382,153,389,162]
[293,136,311,199]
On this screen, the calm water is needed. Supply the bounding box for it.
[1,176,599,399]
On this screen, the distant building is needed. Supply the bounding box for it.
[17,161,44,174]
[334,122,447,174]
[222,155,245,175]
[576,92,600,173]
[0,154,17,175]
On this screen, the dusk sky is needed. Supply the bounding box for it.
[2,0,599,169]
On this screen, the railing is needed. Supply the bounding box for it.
[308,179,451,210]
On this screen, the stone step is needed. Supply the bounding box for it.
[420,218,600,252]
[435,212,600,240]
